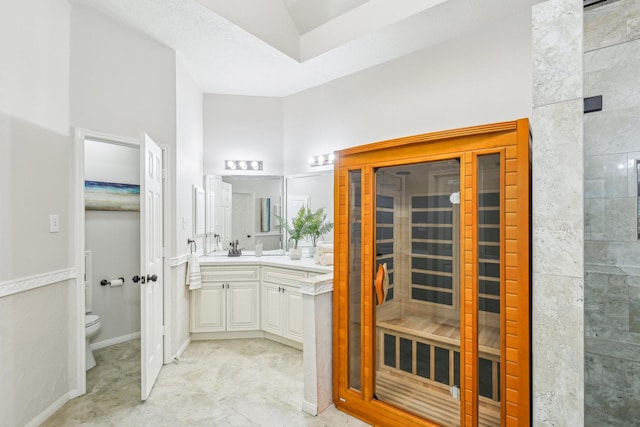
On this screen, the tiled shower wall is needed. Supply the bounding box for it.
[584,1,640,424]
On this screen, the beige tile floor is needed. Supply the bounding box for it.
[43,338,370,427]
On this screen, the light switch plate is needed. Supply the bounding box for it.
[49,214,60,233]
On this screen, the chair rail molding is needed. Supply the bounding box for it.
[0,268,77,298]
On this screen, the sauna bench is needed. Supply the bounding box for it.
[376,314,500,357]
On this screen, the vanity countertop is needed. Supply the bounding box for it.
[198,254,333,274]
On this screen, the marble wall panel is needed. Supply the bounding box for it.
[585,353,640,425]
[585,61,640,111]
[628,274,640,332]
[584,106,640,156]
[532,273,584,426]
[585,271,630,331]
[584,153,630,198]
[586,335,640,362]
[532,0,583,107]
[627,151,640,198]
[584,39,640,76]
[585,241,640,266]
[585,197,637,241]
[585,198,605,239]
[584,0,640,51]
[532,99,584,278]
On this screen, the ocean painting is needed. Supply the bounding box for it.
[85,181,140,211]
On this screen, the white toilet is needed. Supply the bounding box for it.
[85,314,102,370]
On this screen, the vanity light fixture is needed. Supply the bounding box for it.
[225,160,263,171]
[308,153,335,167]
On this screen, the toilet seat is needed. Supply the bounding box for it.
[85,314,100,327]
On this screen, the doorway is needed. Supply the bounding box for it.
[75,130,167,400]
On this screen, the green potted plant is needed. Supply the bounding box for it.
[275,205,311,260]
[307,207,333,255]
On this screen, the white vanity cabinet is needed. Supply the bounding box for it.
[190,265,260,333]
[261,266,308,343]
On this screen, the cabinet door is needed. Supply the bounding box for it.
[283,285,303,343]
[261,282,283,335]
[191,283,225,332]
[227,281,259,331]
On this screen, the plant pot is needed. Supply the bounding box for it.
[289,247,302,260]
[307,246,316,257]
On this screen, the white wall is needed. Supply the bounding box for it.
[0,0,74,426]
[283,11,533,175]
[84,140,141,345]
[70,1,178,257]
[172,59,204,356]
[203,94,284,176]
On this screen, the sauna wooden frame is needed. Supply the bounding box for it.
[333,119,531,426]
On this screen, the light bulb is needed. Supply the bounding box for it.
[227,160,236,170]
[239,161,247,170]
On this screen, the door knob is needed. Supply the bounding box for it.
[147,274,158,282]
[132,275,142,283]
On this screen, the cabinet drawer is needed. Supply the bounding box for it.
[262,266,308,286]
[201,265,259,282]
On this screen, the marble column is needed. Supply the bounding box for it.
[531,0,584,425]
[299,273,334,416]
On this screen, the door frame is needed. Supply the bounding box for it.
[72,128,170,396]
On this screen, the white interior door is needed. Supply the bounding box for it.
[232,192,254,250]
[140,134,164,400]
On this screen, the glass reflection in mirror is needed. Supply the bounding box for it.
[373,159,462,425]
[204,175,284,255]
[285,171,334,252]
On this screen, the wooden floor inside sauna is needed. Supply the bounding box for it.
[375,370,500,427]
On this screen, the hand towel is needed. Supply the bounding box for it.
[186,253,202,290]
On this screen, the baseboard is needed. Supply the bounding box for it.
[263,332,303,351]
[91,331,140,350]
[302,400,318,416]
[25,391,71,427]
[172,336,191,361]
[190,330,264,341]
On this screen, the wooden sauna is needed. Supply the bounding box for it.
[333,119,530,426]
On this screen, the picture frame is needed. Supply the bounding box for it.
[84,180,140,211]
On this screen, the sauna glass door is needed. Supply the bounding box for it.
[374,159,462,426]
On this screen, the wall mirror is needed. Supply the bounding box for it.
[284,171,334,251]
[204,174,284,255]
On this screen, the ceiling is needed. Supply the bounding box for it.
[71,0,543,97]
